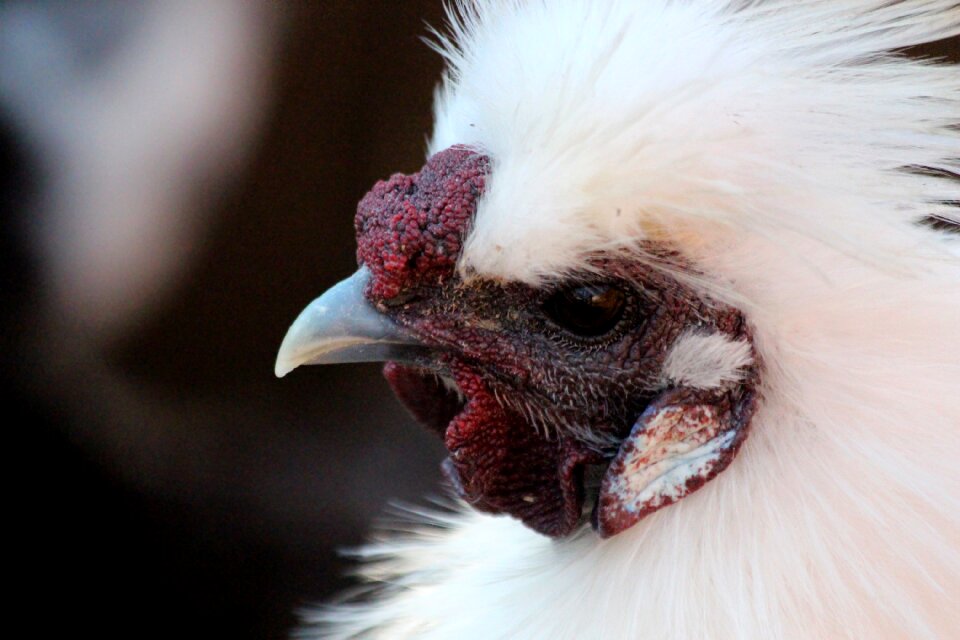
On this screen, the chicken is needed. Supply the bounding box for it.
[275,1,960,638]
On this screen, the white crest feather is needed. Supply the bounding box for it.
[308,1,960,638]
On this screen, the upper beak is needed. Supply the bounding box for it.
[274,267,427,377]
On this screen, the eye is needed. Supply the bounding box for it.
[543,283,628,338]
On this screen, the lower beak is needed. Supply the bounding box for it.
[274,267,427,377]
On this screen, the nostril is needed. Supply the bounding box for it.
[380,291,420,308]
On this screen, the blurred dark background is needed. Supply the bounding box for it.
[1,3,956,638]
[3,2,448,638]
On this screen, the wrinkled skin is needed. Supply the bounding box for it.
[355,147,758,537]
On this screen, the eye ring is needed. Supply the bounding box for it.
[542,282,634,344]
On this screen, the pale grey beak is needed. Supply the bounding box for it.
[274,267,426,377]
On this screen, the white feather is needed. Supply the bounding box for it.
[308,1,960,638]
[661,331,754,390]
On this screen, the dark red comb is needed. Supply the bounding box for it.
[355,146,490,300]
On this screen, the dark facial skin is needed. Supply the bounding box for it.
[355,147,758,537]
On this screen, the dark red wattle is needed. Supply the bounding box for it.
[383,362,463,437]
[385,361,601,537]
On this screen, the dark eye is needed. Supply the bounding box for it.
[543,283,628,337]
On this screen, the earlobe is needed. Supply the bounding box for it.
[595,386,756,538]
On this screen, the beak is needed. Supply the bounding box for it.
[274,267,428,377]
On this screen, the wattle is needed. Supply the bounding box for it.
[384,361,603,537]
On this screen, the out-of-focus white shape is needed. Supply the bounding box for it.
[0,0,277,341]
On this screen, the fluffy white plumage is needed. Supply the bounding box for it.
[308,1,960,638]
